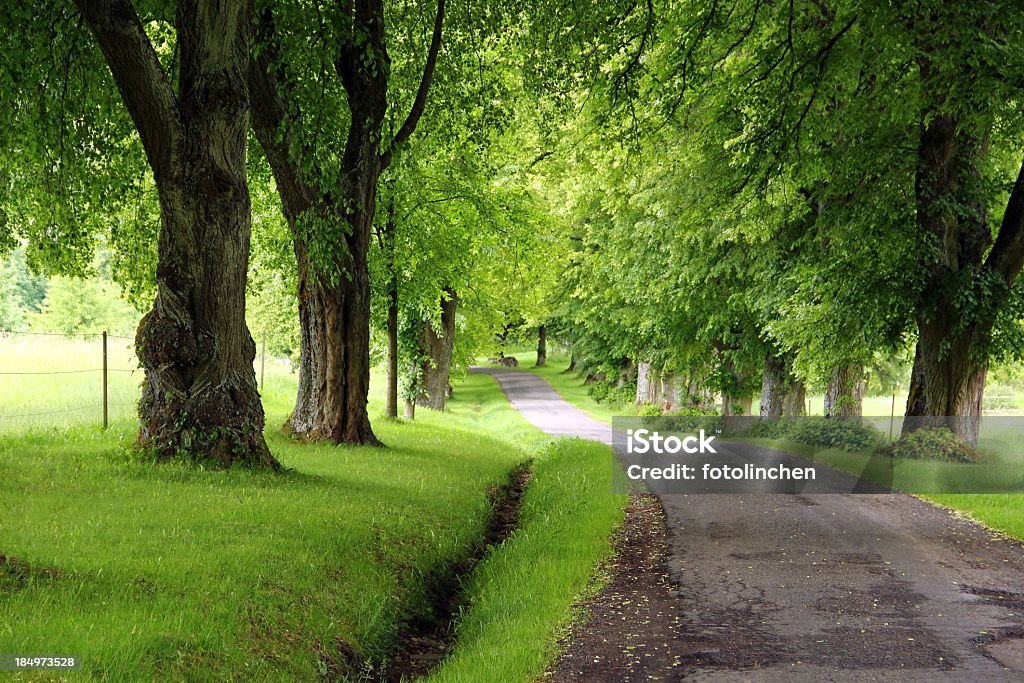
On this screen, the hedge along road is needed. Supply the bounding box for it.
[472,366,1024,682]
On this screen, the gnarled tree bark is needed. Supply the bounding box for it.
[248,0,445,443]
[384,201,399,419]
[759,352,787,419]
[75,0,276,467]
[782,379,807,417]
[824,364,864,417]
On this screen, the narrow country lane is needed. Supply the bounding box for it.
[472,366,1024,682]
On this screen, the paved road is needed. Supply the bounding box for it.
[473,366,1024,681]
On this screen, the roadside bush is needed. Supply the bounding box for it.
[637,403,663,418]
[745,417,883,452]
[587,381,634,406]
[743,417,797,439]
[789,418,884,451]
[587,382,611,403]
[885,427,983,463]
[661,406,722,434]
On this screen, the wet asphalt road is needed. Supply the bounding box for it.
[473,366,1024,681]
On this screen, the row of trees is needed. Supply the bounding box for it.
[537,0,1024,444]
[6,0,1020,461]
[0,0,572,466]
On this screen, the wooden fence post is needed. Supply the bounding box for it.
[102,331,108,430]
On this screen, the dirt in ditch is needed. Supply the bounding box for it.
[358,461,533,682]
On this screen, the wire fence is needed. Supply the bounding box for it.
[0,330,140,432]
[0,330,286,434]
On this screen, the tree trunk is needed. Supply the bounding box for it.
[417,289,457,411]
[248,5,387,445]
[899,78,999,445]
[535,325,547,367]
[662,374,684,410]
[247,0,445,444]
[903,323,987,444]
[824,364,864,417]
[567,352,577,373]
[636,362,654,404]
[404,398,415,420]
[76,0,276,467]
[759,352,787,419]
[782,379,807,417]
[386,287,399,419]
[384,202,399,419]
[248,135,379,443]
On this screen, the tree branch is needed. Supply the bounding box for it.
[379,0,445,170]
[248,5,317,224]
[72,0,178,179]
[986,158,1024,285]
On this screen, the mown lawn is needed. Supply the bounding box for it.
[0,361,626,681]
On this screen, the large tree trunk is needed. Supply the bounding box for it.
[76,0,275,467]
[900,46,1024,445]
[782,379,807,417]
[824,364,864,417]
[386,279,399,419]
[900,87,994,444]
[247,0,444,444]
[662,374,684,410]
[904,323,987,444]
[535,325,547,367]
[417,289,457,411]
[248,89,379,442]
[759,352,786,419]
[763,352,806,418]
[635,362,655,404]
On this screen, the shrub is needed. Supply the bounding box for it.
[743,417,796,439]
[587,381,635,406]
[637,403,663,419]
[745,417,884,452]
[661,406,722,434]
[587,382,611,403]
[789,418,884,451]
[886,427,983,463]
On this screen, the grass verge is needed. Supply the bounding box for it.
[425,438,626,683]
[0,368,626,682]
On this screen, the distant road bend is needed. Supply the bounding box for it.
[473,365,1024,682]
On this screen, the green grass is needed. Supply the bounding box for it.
[427,439,625,683]
[0,337,628,682]
[0,333,142,432]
